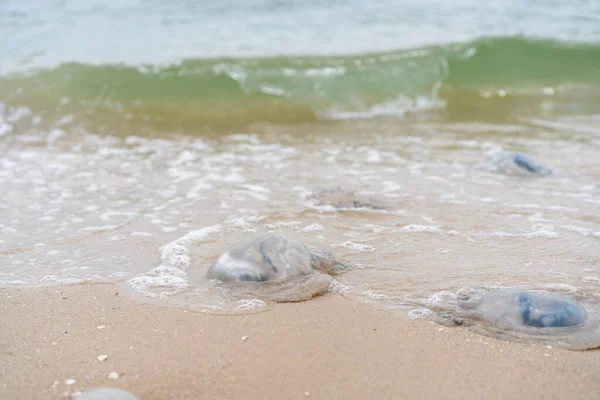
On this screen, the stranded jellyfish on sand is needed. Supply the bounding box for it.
[443,289,600,350]
[207,232,354,302]
[481,151,552,176]
[458,289,587,328]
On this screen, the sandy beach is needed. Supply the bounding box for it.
[3,2,600,400]
[2,285,599,400]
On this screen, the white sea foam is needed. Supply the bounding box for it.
[583,276,600,282]
[263,221,302,229]
[302,223,324,232]
[130,232,153,237]
[362,290,388,300]
[399,224,442,233]
[79,225,120,232]
[408,308,432,319]
[339,241,376,252]
[561,225,594,236]
[525,226,559,238]
[127,266,189,299]
[425,291,457,306]
[39,275,88,285]
[304,67,346,77]
[329,279,353,293]
[234,299,268,311]
[328,95,444,120]
[540,284,579,293]
[108,235,127,241]
[128,225,221,298]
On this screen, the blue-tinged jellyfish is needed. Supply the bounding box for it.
[452,289,600,350]
[207,232,353,302]
[467,289,586,328]
[482,151,552,176]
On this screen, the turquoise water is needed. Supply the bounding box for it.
[2,0,600,70]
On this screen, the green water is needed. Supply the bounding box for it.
[2,37,600,132]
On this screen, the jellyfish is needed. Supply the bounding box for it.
[207,232,353,302]
[482,151,552,176]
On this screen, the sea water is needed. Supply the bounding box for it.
[1,1,600,329]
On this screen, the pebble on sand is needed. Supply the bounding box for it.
[74,388,139,400]
[65,379,77,385]
[97,354,109,362]
[107,372,120,380]
[241,336,249,341]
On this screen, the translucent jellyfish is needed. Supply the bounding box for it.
[207,232,354,302]
[481,151,552,176]
[308,186,387,209]
[447,289,600,350]
[461,289,587,328]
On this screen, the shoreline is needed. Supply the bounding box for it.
[2,284,600,399]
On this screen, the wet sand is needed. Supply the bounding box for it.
[1,284,600,400]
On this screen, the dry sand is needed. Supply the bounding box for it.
[1,284,600,400]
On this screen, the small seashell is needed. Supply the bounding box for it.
[241,336,248,341]
[97,354,109,362]
[107,372,119,380]
[65,379,77,385]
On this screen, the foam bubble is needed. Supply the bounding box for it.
[362,290,388,300]
[0,279,28,285]
[108,235,127,241]
[302,223,324,232]
[39,275,87,284]
[329,279,353,293]
[400,224,442,233]
[234,299,268,311]
[408,308,432,319]
[561,225,593,236]
[79,225,120,233]
[525,226,559,238]
[128,266,189,299]
[425,291,458,306]
[339,241,375,252]
[583,276,600,282]
[128,225,221,298]
[328,95,444,119]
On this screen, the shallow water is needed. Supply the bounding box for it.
[2,114,599,317]
[2,1,600,345]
